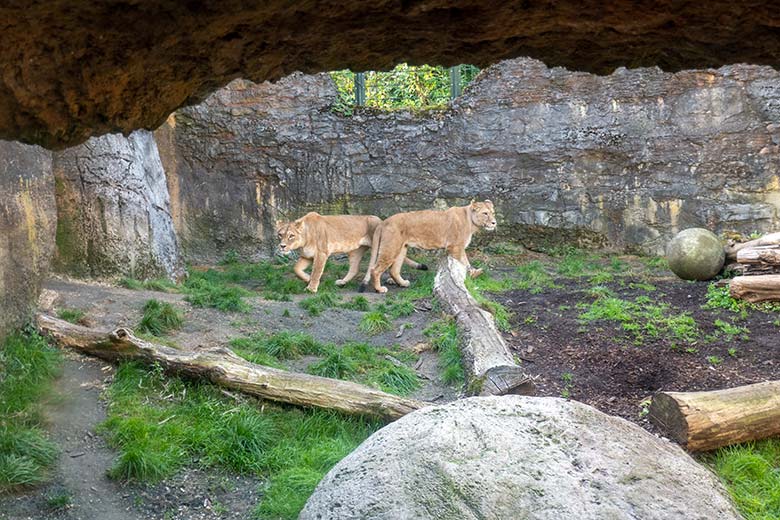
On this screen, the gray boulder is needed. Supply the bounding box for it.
[666,228,725,280]
[301,396,740,520]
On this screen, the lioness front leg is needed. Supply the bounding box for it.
[293,257,312,282]
[337,246,367,286]
[306,253,328,293]
[447,246,483,278]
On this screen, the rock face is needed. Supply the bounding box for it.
[157,59,780,260]
[52,131,183,280]
[0,141,56,342]
[5,1,780,149]
[301,396,740,520]
[667,228,726,281]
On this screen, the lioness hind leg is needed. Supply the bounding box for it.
[337,246,367,286]
[293,257,312,282]
[390,247,410,288]
[371,254,396,294]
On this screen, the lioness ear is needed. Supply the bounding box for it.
[484,199,493,208]
[294,219,304,230]
[469,199,477,208]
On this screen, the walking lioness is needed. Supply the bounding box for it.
[360,200,497,293]
[276,212,427,293]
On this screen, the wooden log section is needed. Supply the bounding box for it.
[736,245,780,265]
[725,231,780,261]
[729,274,780,303]
[649,381,780,452]
[433,256,536,396]
[36,314,424,421]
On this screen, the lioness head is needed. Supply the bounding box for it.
[470,200,497,231]
[276,219,305,254]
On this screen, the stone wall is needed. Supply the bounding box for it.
[0,141,56,341]
[52,131,183,280]
[156,58,780,261]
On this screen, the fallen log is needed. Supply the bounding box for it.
[433,256,535,396]
[36,314,424,421]
[729,274,780,303]
[725,231,780,261]
[649,381,780,451]
[736,245,780,265]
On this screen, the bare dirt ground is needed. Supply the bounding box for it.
[496,275,779,432]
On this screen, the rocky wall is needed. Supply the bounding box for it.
[0,141,56,341]
[156,58,780,260]
[52,131,183,280]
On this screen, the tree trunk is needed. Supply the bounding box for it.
[433,256,535,396]
[36,314,424,421]
[729,275,780,302]
[725,232,780,261]
[736,245,780,265]
[649,381,780,451]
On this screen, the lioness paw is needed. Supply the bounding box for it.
[468,268,484,278]
[335,279,347,286]
[305,284,318,293]
[377,286,388,294]
[398,279,411,287]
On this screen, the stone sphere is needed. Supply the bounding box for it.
[666,228,725,280]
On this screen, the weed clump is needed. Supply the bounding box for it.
[137,300,184,336]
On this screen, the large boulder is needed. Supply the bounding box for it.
[301,396,740,520]
[666,228,726,281]
[52,130,183,280]
[0,141,56,342]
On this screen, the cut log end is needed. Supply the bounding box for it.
[478,365,536,397]
[647,392,689,446]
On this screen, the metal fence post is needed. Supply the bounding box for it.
[354,72,366,106]
[449,66,461,99]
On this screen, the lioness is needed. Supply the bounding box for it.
[360,200,497,293]
[276,212,427,293]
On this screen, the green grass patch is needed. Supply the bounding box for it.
[706,439,780,519]
[713,319,750,341]
[0,331,62,491]
[56,308,85,324]
[515,261,559,294]
[358,311,392,335]
[578,295,699,346]
[99,362,379,519]
[119,277,178,292]
[136,299,184,337]
[424,318,464,386]
[465,276,512,331]
[299,292,339,317]
[182,277,251,312]
[703,282,780,317]
[229,331,324,361]
[555,248,601,277]
[342,296,371,312]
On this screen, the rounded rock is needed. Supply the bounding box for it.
[666,228,725,281]
[301,396,741,520]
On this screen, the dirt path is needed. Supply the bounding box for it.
[0,353,142,520]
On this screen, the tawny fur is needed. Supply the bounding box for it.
[361,201,497,293]
[276,212,425,293]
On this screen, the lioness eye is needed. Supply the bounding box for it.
[288,234,294,239]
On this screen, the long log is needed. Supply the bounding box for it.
[725,231,780,261]
[649,381,780,451]
[36,314,424,421]
[433,256,535,396]
[729,274,780,303]
[736,245,780,265]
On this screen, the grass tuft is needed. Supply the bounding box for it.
[136,299,184,337]
[183,277,251,312]
[342,296,371,312]
[299,292,339,316]
[0,331,61,491]
[515,261,559,293]
[358,311,392,335]
[424,318,464,386]
[56,308,86,324]
[229,331,324,361]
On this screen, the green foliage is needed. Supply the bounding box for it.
[330,63,479,112]
[555,248,601,277]
[182,277,251,312]
[299,292,339,317]
[229,332,324,361]
[703,283,748,315]
[578,296,699,345]
[358,311,392,336]
[707,439,780,519]
[137,300,184,337]
[0,331,61,491]
[424,318,464,386]
[219,249,241,265]
[307,350,358,380]
[342,296,371,312]
[515,261,560,293]
[45,491,72,510]
[713,319,750,340]
[465,276,512,331]
[100,362,379,519]
[56,308,85,324]
[118,277,178,293]
[118,277,144,290]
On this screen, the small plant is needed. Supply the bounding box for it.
[638,398,652,418]
[282,308,291,318]
[523,315,538,325]
[298,292,339,316]
[424,319,464,386]
[713,319,750,340]
[589,272,614,285]
[137,300,184,337]
[307,349,358,379]
[728,347,738,358]
[342,296,370,312]
[45,491,72,511]
[585,285,616,300]
[359,311,392,335]
[57,308,86,324]
[703,283,747,317]
[515,261,559,293]
[230,331,324,361]
[219,249,240,265]
[183,278,251,312]
[561,372,574,398]
[118,277,144,290]
[707,355,723,366]
[628,281,656,292]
